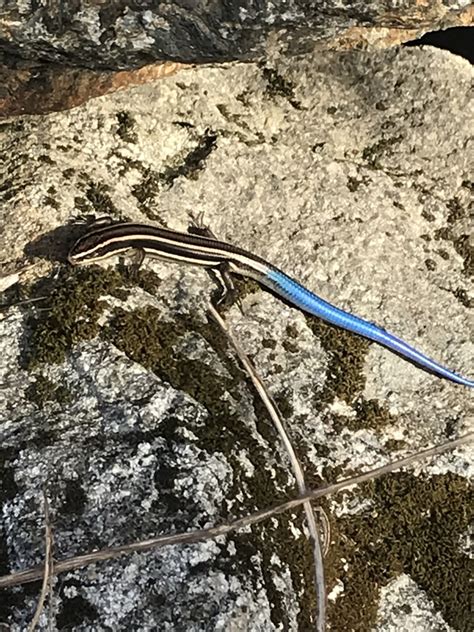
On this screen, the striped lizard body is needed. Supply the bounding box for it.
[68,222,474,388]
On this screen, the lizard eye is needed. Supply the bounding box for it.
[68,232,105,264]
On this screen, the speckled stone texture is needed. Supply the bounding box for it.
[0,1,471,67]
[0,2,472,117]
[0,46,472,630]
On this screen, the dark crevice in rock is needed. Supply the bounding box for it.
[56,593,99,629]
[405,27,474,64]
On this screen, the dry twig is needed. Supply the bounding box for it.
[28,491,54,632]
[208,302,326,631]
[0,432,470,591]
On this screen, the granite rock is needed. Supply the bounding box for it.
[0,45,472,631]
[0,1,472,116]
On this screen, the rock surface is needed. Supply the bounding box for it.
[1,1,472,67]
[0,1,472,116]
[0,53,186,118]
[0,45,472,630]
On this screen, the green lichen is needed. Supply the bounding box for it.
[375,101,389,112]
[281,324,299,353]
[161,129,218,187]
[26,375,72,408]
[347,175,371,192]
[215,104,245,126]
[452,287,472,309]
[306,318,369,406]
[84,182,117,217]
[0,178,15,202]
[254,440,330,630]
[353,398,394,431]
[347,176,361,192]
[325,472,471,632]
[114,155,144,178]
[128,268,162,295]
[436,249,450,261]
[37,154,55,165]
[262,337,277,349]
[331,398,395,433]
[263,518,317,629]
[421,209,435,222]
[433,198,472,277]
[361,136,403,168]
[224,505,323,630]
[131,167,161,207]
[25,267,136,368]
[305,317,398,433]
[446,197,465,224]
[434,226,472,276]
[283,324,297,339]
[261,66,302,110]
[56,144,74,152]
[116,111,138,143]
[42,195,60,210]
[24,266,168,370]
[273,390,294,419]
[129,129,218,217]
[383,438,407,452]
[452,235,472,277]
[105,307,231,406]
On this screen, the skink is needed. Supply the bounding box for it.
[68,222,473,388]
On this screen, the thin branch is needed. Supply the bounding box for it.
[28,491,54,632]
[0,433,470,590]
[0,296,48,312]
[208,302,326,631]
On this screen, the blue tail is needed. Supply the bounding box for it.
[264,269,473,387]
